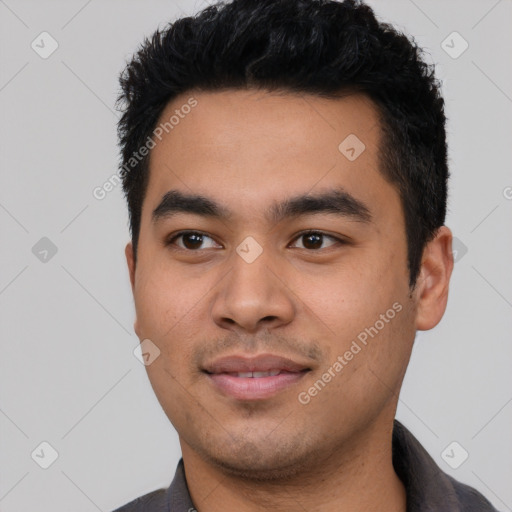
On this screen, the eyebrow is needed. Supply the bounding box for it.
[152,188,372,225]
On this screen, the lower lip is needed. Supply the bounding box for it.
[207,371,308,400]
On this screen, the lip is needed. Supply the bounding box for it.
[204,354,310,374]
[203,353,311,401]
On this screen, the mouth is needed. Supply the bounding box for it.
[202,354,312,401]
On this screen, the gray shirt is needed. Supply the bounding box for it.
[112,421,498,511]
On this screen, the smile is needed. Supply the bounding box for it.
[202,354,312,401]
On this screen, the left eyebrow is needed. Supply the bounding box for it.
[266,188,372,224]
[151,188,372,226]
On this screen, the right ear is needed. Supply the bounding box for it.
[125,242,141,338]
[125,242,136,294]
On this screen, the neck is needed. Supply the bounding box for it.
[180,420,406,512]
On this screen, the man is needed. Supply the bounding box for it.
[113,0,498,510]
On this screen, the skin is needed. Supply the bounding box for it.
[125,89,454,511]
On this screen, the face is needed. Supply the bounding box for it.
[126,89,450,479]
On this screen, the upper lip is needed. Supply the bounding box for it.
[203,354,312,374]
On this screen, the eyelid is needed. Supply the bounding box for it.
[165,229,348,251]
[289,230,346,249]
[165,230,223,249]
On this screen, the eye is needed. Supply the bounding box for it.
[166,231,221,250]
[290,231,341,250]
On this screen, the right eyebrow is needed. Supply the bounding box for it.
[152,190,232,224]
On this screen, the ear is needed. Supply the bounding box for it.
[125,242,141,338]
[414,226,454,331]
[125,242,136,293]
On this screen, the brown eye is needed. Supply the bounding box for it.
[181,233,205,250]
[290,231,340,250]
[302,232,323,249]
[167,231,220,250]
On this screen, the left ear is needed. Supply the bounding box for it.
[414,226,454,331]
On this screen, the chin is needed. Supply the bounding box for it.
[208,454,308,482]
[193,434,315,482]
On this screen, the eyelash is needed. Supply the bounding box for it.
[165,230,346,251]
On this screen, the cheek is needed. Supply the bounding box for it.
[133,262,227,391]
[134,275,174,337]
[304,302,415,429]
[289,257,411,387]
[133,263,205,344]
[291,257,403,325]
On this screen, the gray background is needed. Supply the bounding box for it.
[1,0,511,510]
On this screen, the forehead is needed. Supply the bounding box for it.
[144,89,395,222]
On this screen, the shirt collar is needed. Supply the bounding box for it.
[392,420,462,511]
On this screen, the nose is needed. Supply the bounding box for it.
[211,250,295,334]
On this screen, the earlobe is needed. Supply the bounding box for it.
[415,226,454,331]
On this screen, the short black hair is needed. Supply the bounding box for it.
[117,0,448,287]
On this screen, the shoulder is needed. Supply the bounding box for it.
[111,458,194,512]
[392,420,499,511]
[111,488,168,512]
[448,475,500,512]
